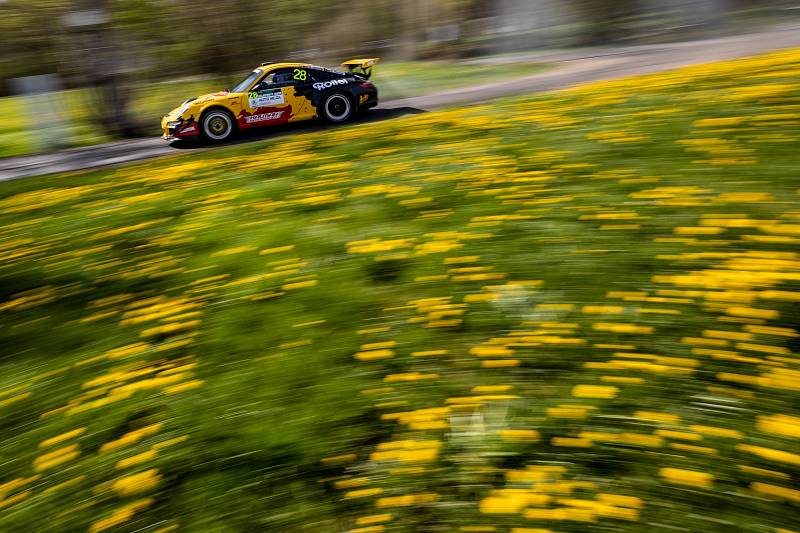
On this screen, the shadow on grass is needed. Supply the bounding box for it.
[168,107,426,151]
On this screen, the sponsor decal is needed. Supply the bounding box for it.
[359,94,369,104]
[175,122,199,138]
[238,105,292,128]
[312,78,347,90]
[244,111,284,123]
[248,88,284,108]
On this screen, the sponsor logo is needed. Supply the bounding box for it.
[313,79,348,90]
[248,88,284,107]
[174,122,199,138]
[244,111,284,123]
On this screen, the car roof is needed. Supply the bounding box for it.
[256,62,314,72]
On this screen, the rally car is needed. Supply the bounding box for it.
[161,58,379,142]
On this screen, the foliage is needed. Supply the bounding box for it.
[0,0,408,88]
[1,0,795,92]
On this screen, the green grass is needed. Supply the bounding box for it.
[0,60,546,159]
[372,60,547,100]
[0,49,799,532]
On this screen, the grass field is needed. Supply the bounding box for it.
[1,49,799,532]
[0,60,547,159]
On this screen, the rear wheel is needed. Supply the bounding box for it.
[201,109,235,142]
[319,92,353,124]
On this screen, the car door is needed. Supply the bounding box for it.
[239,69,292,128]
[284,67,317,121]
[239,67,315,128]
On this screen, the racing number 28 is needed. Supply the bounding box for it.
[293,69,307,82]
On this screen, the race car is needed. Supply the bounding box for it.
[161,58,379,142]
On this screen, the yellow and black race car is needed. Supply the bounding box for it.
[161,58,379,142]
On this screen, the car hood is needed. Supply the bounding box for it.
[164,91,234,120]
[195,90,232,104]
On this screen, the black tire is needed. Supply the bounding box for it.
[319,92,354,124]
[200,108,236,142]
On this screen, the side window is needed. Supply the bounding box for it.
[273,69,296,85]
[257,72,276,87]
[310,69,334,82]
[254,69,295,89]
[258,68,316,88]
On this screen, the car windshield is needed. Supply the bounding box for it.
[230,70,262,93]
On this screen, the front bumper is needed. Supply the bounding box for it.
[161,117,200,141]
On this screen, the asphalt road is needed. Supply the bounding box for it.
[2,24,800,182]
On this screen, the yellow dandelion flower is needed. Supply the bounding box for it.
[750,482,800,502]
[757,414,800,438]
[116,450,158,470]
[89,498,154,532]
[551,437,592,448]
[737,444,800,466]
[725,306,779,320]
[111,469,162,496]
[659,468,713,488]
[634,411,680,424]
[345,488,384,499]
[33,444,80,472]
[597,493,643,508]
[356,514,392,526]
[571,385,619,399]
[39,427,86,448]
[376,492,438,508]
[498,429,540,441]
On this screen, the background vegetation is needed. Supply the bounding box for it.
[1,0,796,87]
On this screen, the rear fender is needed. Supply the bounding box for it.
[294,82,354,108]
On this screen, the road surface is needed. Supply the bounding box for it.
[2,24,800,182]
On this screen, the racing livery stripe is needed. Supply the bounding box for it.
[237,106,293,129]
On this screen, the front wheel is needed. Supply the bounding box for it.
[201,109,235,142]
[319,92,353,124]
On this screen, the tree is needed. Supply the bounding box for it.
[64,0,140,136]
[570,0,641,44]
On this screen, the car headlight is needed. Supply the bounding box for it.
[177,98,197,116]
[167,121,182,128]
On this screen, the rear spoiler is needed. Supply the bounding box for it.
[341,58,380,79]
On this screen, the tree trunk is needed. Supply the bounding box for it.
[69,0,141,137]
[575,0,640,45]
